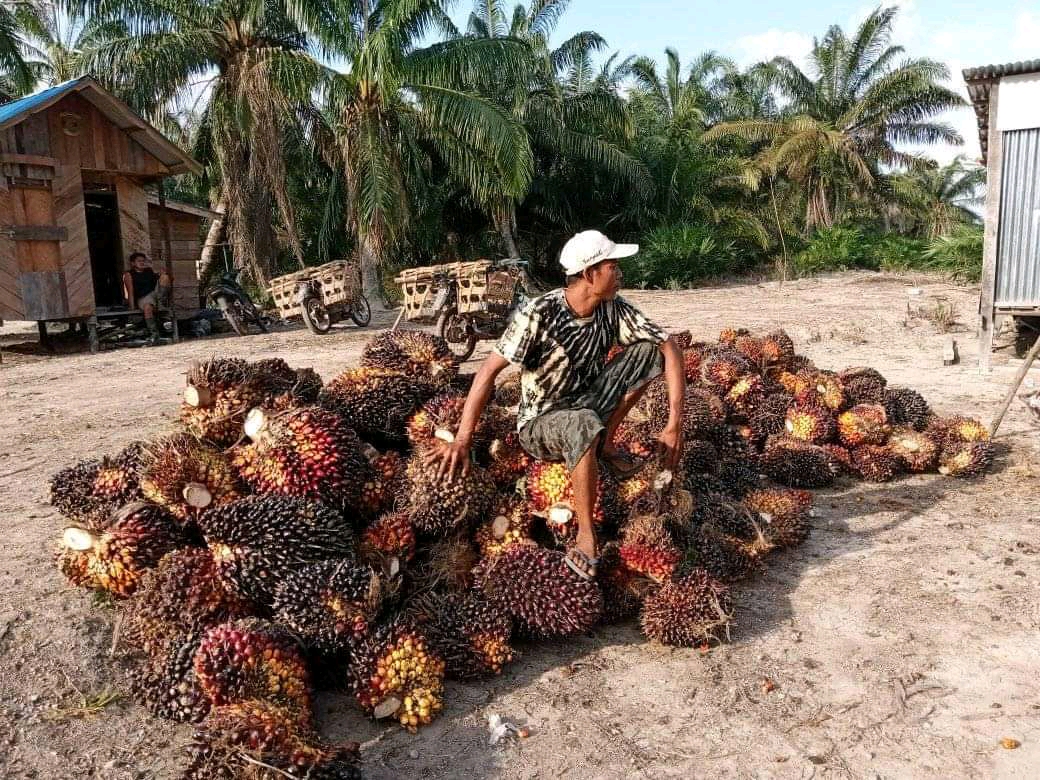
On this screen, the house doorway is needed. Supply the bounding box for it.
[85,191,125,307]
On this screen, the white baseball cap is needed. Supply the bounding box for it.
[559,230,639,276]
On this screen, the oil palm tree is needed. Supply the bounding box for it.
[887,155,984,237]
[0,1,40,98]
[704,6,965,232]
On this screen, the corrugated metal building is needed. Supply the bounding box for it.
[964,60,1040,369]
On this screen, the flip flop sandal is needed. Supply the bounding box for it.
[564,547,599,581]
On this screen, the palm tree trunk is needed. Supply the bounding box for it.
[359,233,385,308]
[496,203,520,258]
[199,199,227,279]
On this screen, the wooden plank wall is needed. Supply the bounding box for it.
[0,177,22,319]
[149,206,202,311]
[115,177,150,259]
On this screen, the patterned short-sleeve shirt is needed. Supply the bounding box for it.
[494,288,666,428]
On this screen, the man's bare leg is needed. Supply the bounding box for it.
[601,380,655,458]
[571,433,601,562]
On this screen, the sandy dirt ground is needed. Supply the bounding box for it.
[1,272,1038,780]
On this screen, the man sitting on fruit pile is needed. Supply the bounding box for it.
[427,230,686,579]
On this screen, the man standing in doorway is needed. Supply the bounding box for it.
[425,230,687,579]
[123,252,170,345]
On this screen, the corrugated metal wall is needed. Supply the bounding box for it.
[996,128,1040,308]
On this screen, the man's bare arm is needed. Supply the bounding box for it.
[657,336,686,467]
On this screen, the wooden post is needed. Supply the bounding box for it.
[978,80,1003,373]
[157,185,179,343]
[989,334,1040,437]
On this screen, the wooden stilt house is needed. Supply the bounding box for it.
[0,77,209,350]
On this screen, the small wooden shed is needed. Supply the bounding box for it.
[0,76,207,348]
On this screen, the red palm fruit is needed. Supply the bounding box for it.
[747,391,793,446]
[838,366,887,386]
[777,369,811,396]
[139,433,242,525]
[407,393,486,449]
[473,544,603,639]
[180,358,262,446]
[640,568,732,646]
[405,447,495,534]
[842,374,886,405]
[938,440,994,477]
[760,330,795,366]
[759,436,836,488]
[685,525,762,582]
[733,334,764,365]
[57,502,185,598]
[348,620,446,731]
[850,444,902,482]
[411,590,514,680]
[475,496,533,558]
[485,432,531,487]
[718,327,750,346]
[194,619,312,725]
[619,514,681,583]
[743,488,813,548]
[670,330,694,350]
[784,402,837,444]
[682,346,703,383]
[821,443,855,474]
[524,460,605,526]
[938,416,990,443]
[887,427,940,473]
[362,510,417,562]
[130,630,210,723]
[597,542,644,623]
[883,387,931,430]
[614,420,657,459]
[701,350,755,389]
[726,374,767,417]
[49,442,145,527]
[231,406,372,512]
[359,448,405,515]
[795,371,846,411]
[319,366,425,442]
[361,329,457,392]
[837,404,890,447]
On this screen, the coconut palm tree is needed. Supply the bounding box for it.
[704,6,965,233]
[887,155,984,238]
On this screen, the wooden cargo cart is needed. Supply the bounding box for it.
[268,260,370,334]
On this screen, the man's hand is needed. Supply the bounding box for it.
[656,425,683,470]
[423,437,472,482]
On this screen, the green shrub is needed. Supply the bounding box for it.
[875,234,929,273]
[621,224,747,288]
[921,225,983,282]
[792,225,877,274]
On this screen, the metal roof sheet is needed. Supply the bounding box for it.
[963,60,1040,82]
[0,76,202,176]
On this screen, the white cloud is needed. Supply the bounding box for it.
[732,29,812,70]
[1010,10,1040,56]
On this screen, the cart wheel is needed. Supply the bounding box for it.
[350,295,372,327]
[301,297,333,334]
[437,310,477,362]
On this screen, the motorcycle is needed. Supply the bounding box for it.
[295,273,372,335]
[205,269,267,336]
[434,258,541,361]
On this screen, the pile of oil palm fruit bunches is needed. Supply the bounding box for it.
[49,329,993,777]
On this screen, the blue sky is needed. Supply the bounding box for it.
[450,0,1040,163]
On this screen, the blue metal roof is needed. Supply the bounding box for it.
[0,78,83,127]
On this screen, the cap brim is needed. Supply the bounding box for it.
[605,243,639,259]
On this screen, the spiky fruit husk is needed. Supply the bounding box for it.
[524,460,606,526]
[936,416,990,443]
[485,432,531,487]
[887,427,940,473]
[231,407,372,512]
[614,420,657,459]
[180,358,280,447]
[850,444,901,482]
[200,496,354,607]
[701,350,755,390]
[640,569,732,647]
[123,549,254,659]
[597,542,643,623]
[733,335,763,365]
[271,366,324,411]
[272,561,383,654]
[842,375,886,405]
[681,345,703,383]
[777,369,810,396]
[883,388,931,430]
[319,366,425,443]
[709,424,753,462]
[838,366,887,387]
[744,488,813,549]
[361,329,457,393]
[794,371,846,411]
[747,392,794,447]
[619,514,681,582]
[716,460,761,499]
[821,443,854,475]
[411,591,514,680]
[184,700,362,780]
[494,372,522,407]
[362,511,416,562]
[475,496,533,558]
[474,544,603,639]
[49,442,145,527]
[406,393,490,450]
[784,402,837,444]
[359,449,405,515]
[636,378,720,438]
[718,327,749,346]
[194,619,312,725]
[405,449,495,535]
[349,620,446,731]
[837,404,890,447]
[693,493,760,542]
[140,434,242,524]
[725,374,767,417]
[57,502,185,597]
[759,436,836,488]
[761,330,795,366]
[682,439,719,475]
[938,440,994,477]
[129,631,210,723]
[685,525,761,582]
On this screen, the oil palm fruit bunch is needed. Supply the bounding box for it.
[747,391,794,447]
[760,330,795,367]
[938,440,994,477]
[718,327,750,346]
[670,330,694,350]
[139,434,242,525]
[743,488,813,549]
[725,374,767,417]
[362,511,417,563]
[615,458,677,517]
[684,524,761,582]
[414,536,481,593]
[269,366,325,411]
[682,439,719,475]
[640,568,732,647]
[618,514,681,583]
[129,630,210,723]
[597,542,644,623]
[839,365,887,386]
[183,699,362,780]
[883,388,931,430]
[475,496,533,558]
[232,406,371,513]
[784,402,837,444]
[692,493,760,543]
[701,349,755,389]
[474,543,603,638]
[850,444,902,482]
[122,548,253,658]
[411,590,514,680]
[717,460,761,499]
[795,371,846,411]
[524,459,606,530]
[406,393,491,450]
[821,443,855,475]
[837,404,890,447]
[681,346,704,383]
[405,447,495,535]
[349,620,446,731]
[49,442,145,526]
[733,334,763,365]
[886,427,940,473]
[485,431,531,487]
[194,619,313,725]
[57,502,185,597]
[359,447,405,515]
[614,420,658,459]
[361,329,457,393]
[494,371,522,407]
[180,358,267,447]
[933,415,990,444]
[842,373,887,405]
[319,366,425,443]
[777,368,811,397]
[199,496,354,607]
[759,436,836,488]
[272,561,384,654]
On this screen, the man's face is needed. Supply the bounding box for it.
[586,259,622,299]
[131,256,147,271]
